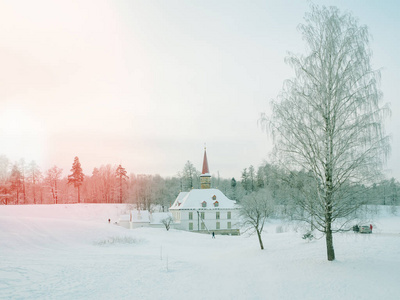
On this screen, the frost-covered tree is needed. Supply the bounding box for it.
[27,160,42,204]
[98,164,117,203]
[0,155,10,181]
[261,5,390,261]
[0,155,11,204]
[181,161,200,191]
[161,216,173,231]
[88,168,102,203]
[18,159,26,204]
[241,168,249,194]
[10,164,22,204]
[239,189,275,250]
[46,166,63,204]
[68,157,84,203]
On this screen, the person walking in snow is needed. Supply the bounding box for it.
[212,231,215,239]
[370,224,373,231]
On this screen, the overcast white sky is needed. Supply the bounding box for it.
[0,0,399,180]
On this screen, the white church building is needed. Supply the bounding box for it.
[170,149,240,235]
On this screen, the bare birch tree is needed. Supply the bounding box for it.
[239,189,275,250]
[46,166,63,204]
[261,5,390,261]
[27,160,42,204]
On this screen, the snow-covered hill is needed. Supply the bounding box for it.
[1,204,399,299]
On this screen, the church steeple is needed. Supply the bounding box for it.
[202,147,210,174]
[200,147,211,189]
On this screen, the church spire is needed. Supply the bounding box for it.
[200,147,211,189]
[202,147,210,174]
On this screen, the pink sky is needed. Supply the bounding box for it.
[1,0,399,180]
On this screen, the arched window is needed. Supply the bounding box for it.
[202,201,207,207]
[212,195,217,200]
[213,201,219,207]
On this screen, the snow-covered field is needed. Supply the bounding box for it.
[1,204,399,300]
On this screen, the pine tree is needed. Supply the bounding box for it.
[241,168,249,194]
[68,157,84,203]
[115,164,129,203]
[230,177,237,201]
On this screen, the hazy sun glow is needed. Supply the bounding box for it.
[0,0,399,179]
[0,104,47,164]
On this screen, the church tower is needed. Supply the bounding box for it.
[200,148,211,189]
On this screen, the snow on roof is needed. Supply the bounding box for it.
[170,188,238,210]
[200,173,211,177]
[170,192,189,209]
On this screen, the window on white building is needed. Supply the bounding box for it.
[227,212,231,219]
[227,222,231,229]
[216,212,220,219]
[201,223,205,230]
[189,223,193,230]
[216,222,220,229]
[189,212,193,220]
[201,212,205,219]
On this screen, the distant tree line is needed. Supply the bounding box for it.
[1,154,398,212]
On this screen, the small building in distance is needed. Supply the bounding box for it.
[169,148,240,235]
[118,210,172,229]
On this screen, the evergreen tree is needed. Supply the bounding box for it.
[115,164,129,203]
[248,165,256,192]
[68,157,84,203]
[230,177,237,200]
[231,177,236,188]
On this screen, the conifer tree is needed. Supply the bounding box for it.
[115,164,129,203]
[68,157,84,203]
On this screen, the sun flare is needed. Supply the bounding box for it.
[0,106,47,163]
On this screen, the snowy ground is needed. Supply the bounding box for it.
[1,204,399,300]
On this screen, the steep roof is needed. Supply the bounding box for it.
[170,188,238,210]
[201,148,210,175]
[170,192,189,209]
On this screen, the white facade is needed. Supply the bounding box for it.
[118,211,171,229]
[170,188,240,235]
